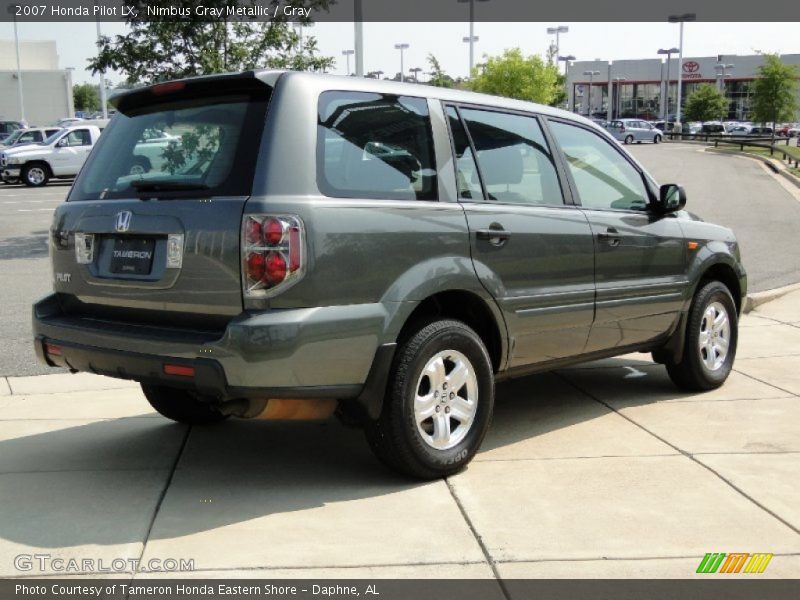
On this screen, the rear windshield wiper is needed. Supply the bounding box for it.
[130,180,210,194]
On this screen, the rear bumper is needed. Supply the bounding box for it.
[32,294,395,407]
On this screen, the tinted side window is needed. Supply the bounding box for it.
[445,106,483,200]
[19,131,42,143]
[549,121,648,211]
[317,91,436,201]
[460,108,563,206]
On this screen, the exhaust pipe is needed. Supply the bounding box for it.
[220,398,337,421]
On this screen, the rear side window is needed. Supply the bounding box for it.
[317,91,437,201]
[445,106,483,200]
[69,87,270,201]
[459,108,563,206]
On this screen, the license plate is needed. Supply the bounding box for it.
[109,238,155,275]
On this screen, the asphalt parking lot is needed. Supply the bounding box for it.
[0,294,798,581]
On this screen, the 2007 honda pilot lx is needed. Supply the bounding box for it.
[33,71,746,479]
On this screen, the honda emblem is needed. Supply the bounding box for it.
[115,211,132,233]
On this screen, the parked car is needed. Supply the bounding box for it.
[1,125,104,186]
[699,122,727,136]
[749,126,774,136]
[727,124,751,136]
[0,127,62,149]
[32,71,746,479]
[606,119,663,144]
[0,120,26,142]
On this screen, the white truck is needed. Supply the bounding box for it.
[1,125,104,187]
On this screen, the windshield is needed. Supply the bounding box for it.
[69,88,270,201]
[3,130,24,145]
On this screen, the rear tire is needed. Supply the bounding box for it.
[141,384,228,425]
[664,281,738,391]
[365,319,494,479]
[624,135,634,145]
[22,163,49,187]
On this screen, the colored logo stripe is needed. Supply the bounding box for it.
[697,553,773,574]
[744,553,773,574]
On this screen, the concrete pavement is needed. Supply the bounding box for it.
[0,293,799,582]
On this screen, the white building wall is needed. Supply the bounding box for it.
[0,40,59,70]
[0,70,74,126]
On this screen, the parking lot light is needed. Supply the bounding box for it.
[394,43,410,82]
[658,47,680,120]
[668,13,696,129]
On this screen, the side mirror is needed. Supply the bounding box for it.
[657,183,687,213]
[56,137,68,147]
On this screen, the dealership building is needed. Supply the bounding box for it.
[0,40,74,127]
[566,53,800,122]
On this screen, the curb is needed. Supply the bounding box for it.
[704,146,800,189]
[743,282,800,314]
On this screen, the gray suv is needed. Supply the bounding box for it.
[32,71,746,479]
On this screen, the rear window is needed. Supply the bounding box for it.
[69,88,270,201]
[317,91,437,201]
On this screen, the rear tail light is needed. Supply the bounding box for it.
[45,343,62,356]
[242,214,305,298]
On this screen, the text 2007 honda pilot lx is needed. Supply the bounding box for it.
[33,71,746,479]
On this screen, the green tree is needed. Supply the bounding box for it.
[426,54,453,88]
[751,53,800,145]
[89,0,334,85]
[683,84,729,122]
[466,48,561,105]
[72,83,100,112]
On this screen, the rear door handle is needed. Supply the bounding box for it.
[476,226,511,246]
[597,227,621,248]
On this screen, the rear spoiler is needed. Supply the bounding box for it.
[110,70,282,115]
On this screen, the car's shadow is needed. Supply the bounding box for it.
[0,230,49,259]
[0,357,684,551]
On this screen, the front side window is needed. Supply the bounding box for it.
[459,108,563,206]
[317,91,436,201]
[65,130,91,146]
[549,120,649,211]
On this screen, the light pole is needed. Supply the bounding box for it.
[96,19,108,119]
[583,70,600,117]
[547,25,569,68]
[409,67,423,82]
[341,49,355,76]
[9,4,25,123]
[558,55,575,110]
[657,47,679,120]
[354,0,364,76]
[394,43,409,82]
[613,76,627,119]
[715,63,734,92]
[668,13,696,129]
[458,0,490,76]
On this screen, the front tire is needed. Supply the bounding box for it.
[365,320,494,479]
[654,134,662,144]
[664,281,738,391]
[22,163,49,187]
[141,384,228,425]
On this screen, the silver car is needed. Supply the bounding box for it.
[606,119,663,144]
